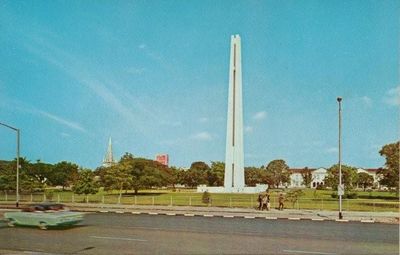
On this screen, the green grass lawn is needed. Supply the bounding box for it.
[1,188,398,212]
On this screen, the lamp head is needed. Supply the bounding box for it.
[337,97,342,102]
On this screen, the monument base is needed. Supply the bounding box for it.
[197,184,268,194]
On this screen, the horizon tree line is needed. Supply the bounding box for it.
[0,141,398,195]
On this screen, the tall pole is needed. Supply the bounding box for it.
[0,122,20,208]
[16,129,20,208]
[337,97,343,219]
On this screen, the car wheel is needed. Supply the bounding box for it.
[38,222,48,230]
[7,219,15,227]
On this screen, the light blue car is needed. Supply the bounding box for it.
[4,203,84,230]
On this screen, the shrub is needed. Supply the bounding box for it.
[345,192,358,199]
[202,191,211,204]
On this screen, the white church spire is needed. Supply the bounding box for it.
[102,137,115,167]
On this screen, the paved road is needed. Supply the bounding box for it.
[0,213,398,255]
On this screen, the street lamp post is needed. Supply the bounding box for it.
[0,122,20,208]
[337,97,343,219]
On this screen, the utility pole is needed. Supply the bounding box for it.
[337,97,343,219]
[0,122,20,208]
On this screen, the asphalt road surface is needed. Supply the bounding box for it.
[0,213,398,255]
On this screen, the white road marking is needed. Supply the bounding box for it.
[184,213,195,216]
[99,210,109,213]
[131,211,141,214]
[166,213,176,216]
[115,211,124,214]
[148,212,158,215]
[90,235,147,242]
[223,215,234,218]
[335,219,349,222]
[203,214,214,217]
[311,218,324,221]
[244,216,255,219]
[288,218,300,220]
[360,220,375,223]
[283,249,336,255]
[265,216,277,220]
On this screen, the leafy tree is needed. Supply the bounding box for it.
[21,160,54,192]
[357,172,374,191]
[130,157,173,193]
[100,153,174,194]
[377,141,399,193]
[245,167,265,186]
[285,189,304,208]
[324,164,358,191]
[103,155,134,196]
[209,161,225,186]
[49,161,79,190]
[73,169,98,195]
[181,162,208,188]
[265,160,291,188]
[301,167,314,187]
[0,160,16,191]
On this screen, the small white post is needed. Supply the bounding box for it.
[43,193,46,202]
[134,195,137,205]
[170,196,172,206]
[118,194,121,204]
[230,197,232,208]
[30,193,33,202]
[102,195,105,204]
[72,194,75,203]
[152,196,155,206]
[57,194,60,203]
[86,195,89,203]
[189,196,192,206]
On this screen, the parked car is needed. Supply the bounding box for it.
[4,203,84,230]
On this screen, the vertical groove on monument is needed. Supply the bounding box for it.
[224,35,245,192]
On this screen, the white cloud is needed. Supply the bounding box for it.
[244,126,253,133]
[60,132,71,137]
[191,132,213,141]
[252,111,267,120]
[36,110,86,132]
[384,86,400,106]
[326,147,338,154]
[11,100,86,133]
[361,96,372,106]
[198,117,209,123]
[138,43,147,49]
[21,36,156,135]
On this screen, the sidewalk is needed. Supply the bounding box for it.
[1,202,398,224]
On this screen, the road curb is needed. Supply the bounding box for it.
[93,211,383,224]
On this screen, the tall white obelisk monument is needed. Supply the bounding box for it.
[224,35,245,192]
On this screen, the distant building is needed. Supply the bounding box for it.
[155,154,169,166]
[102,137,115,167]
[287,167,380,189]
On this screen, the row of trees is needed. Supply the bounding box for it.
[0,141,398,194]
[0,159,80,192]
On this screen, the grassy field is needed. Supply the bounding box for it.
[1,189,398,212]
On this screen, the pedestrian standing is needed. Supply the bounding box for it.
[257,194,263,210]
[278,193,284,210]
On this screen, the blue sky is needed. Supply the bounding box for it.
[0,0,398,169]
